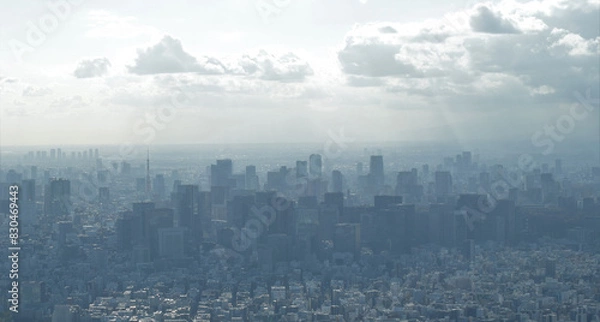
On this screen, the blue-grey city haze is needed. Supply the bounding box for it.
[0,1,600,321]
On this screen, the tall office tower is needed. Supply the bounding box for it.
[369,155,384,188]
[158,227,185,259]
[88,149,93,159]
[30,166,37,180]
[333,223,361,260]
[396,171,417,195]
[6,170,21,184]
[435,171,453,196]
[172,184,199,229]
[50,149,56,159]
[325,192,344,217]
[44,178,71,216]
[145,150,151,197]
[94,148,99,159]
[228,194,255,228]
[309,154,322,178]
[211,159,233,187]
[245,165,259,190]
[153,174,166,199]
[296,160,308,178]
[19,179,37,230]
[21,179,35,203]
[331,170,343,193]
[57,148,62,160]
[131,201,155,247]
[71,151,76,159]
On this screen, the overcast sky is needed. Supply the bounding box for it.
[0,0,598,147]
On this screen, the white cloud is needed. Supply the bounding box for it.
[73,57,111,78]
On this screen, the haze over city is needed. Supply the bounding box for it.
[0,1,599,322]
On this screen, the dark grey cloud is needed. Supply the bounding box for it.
[470,6,520,34]
[74,58,111,78]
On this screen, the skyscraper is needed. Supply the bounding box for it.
[369,155,384,189]
[331,170,343,193]
[44,178,71,216]
[245,165,259,190]
[146,149,151,197]
[435,171,453,197]
[172,184,199,229]
[296,160,308,178]
[211,159,233,187]
[309,154,322,178]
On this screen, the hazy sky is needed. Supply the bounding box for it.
[0,0,598,147]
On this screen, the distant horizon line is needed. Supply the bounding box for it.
[2,138,598,149]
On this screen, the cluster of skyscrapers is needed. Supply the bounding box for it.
[0,146,598,321]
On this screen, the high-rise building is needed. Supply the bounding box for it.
[158,227,185,259]
[30,166,37,180]
[153,174,166,199]
[435,171,453,196]
[44,178,71,216]
[325,192,344,218]
[331,170,343,193]
[172,184,199,229]
[333,223,361,260]
[309,154,322,178]
[245,165,259,190]
[211,159,233,187]
[146,149,151,196]
[296,161,308,178]
[369,155,384,188]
